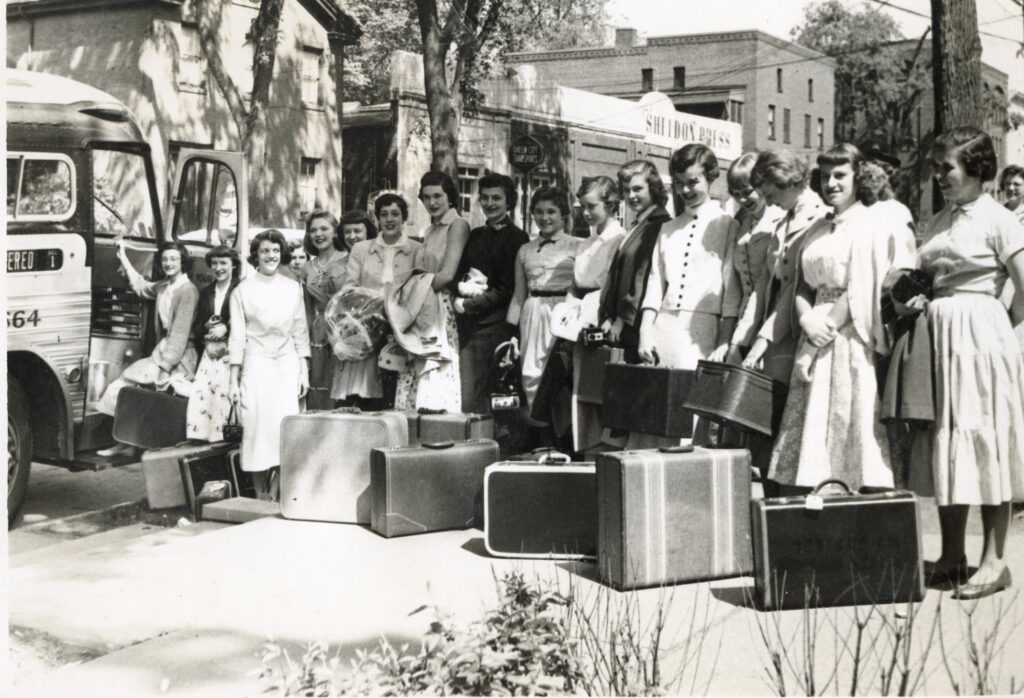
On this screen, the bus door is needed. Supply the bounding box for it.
[166,149,249,287]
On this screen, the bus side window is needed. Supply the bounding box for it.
[6,153,75,221]
[92,148,157,239]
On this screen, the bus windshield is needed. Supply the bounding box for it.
[92,148,158,240]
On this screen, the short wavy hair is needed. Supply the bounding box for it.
[204,244,241,278]
[303,209,342,257]
[373,192,409,221]
[576,175,621,216]
[934,126,998,183]
[726,152,760,192]
[339,209,378,246]
[617,159,668,208]
[750,149,809,190]
[248,229,291,269]
[999,164,1024,192]
[530,185,571,217]
[419,170,460,211]
[856,161,895,206]
[670,143,719,183]
[478,172,518,210]
[157,242,193,274]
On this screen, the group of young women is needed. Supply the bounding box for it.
[94,126,1024,599]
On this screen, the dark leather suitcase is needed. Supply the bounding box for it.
[601,363,695,438]
[280,409,408,523]
[683,360,787,436]
[179,442,254,520]
[370,439,500,538]
[484,458,597,559]
[112,386,188,449]
[403,409,494,446]
[597,446,752,590]
[141,442,209,509]
[751,481,925,610]
[575,345,625,405]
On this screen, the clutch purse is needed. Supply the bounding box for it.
[891,269,933,303]
[223,403,243,443]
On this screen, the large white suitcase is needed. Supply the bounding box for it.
[279,409,408,523]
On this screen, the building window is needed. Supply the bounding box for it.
[776,68,783,93]
[457,166,480,215]
[817,118,825,149]
[641,68,654,92]
[768,105,776,140]
[783,108,791,144]
[729,101,744,124]
[804,114,811,148]
[673,66,686,90]
[808,78,814,102]
[299,157,319,220]
[300,46,323,107]
[178,24,206,92]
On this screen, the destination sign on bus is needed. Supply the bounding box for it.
[7,248,63,273]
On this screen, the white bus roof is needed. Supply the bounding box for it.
[6,69,122,106]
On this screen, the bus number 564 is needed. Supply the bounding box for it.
[7,310,41,328]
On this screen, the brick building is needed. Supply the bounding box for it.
[7,0,359,228]
[507,28,836,160]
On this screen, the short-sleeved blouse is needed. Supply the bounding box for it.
[417,207,464,274]
[918,193,1024,297]
[517,231,580,292]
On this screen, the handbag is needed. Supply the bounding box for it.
[223,403,243,443]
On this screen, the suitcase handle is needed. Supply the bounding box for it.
[417,408,448,415]
[331,406,362,414]
[538,452,571,464]
[657,445,694,454]
[811,479,853,495]
[422,441,455,450]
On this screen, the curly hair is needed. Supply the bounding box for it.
[303,209,342,257]
[750,149,809,190]
[617,160,669,208]
[204,244,241,278]
[934,126,998,183]
[373,192,409,221]
[530,185,571,216]
[999,164,1024,193]
[576,175,621,216]
[419,170,460,211]
[157,242,193,273]
[478,172,518,210]
[670,143,719,183]
[248,229,291,269]
[339,210,378,246]
[856,161,895,206]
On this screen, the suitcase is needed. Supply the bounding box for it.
[750,480,925,610]
[370,439,500,538]
[484,457,597,559]
[682,360,787,437]
[112,386,188,449]
[575,345,625,405]
[179,443,255,520]
[141,441,230,509]
[596,446,752,590]
[601,363,695,438]
[279,409,408,523]
[403,409,494,446]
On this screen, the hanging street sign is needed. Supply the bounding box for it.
[509,134,545,173]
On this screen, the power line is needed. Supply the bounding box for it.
[867,0,1023,44]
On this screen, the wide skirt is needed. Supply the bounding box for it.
[332,356,382,400]
[913,293,1024,505]
[239,351,301,472]
[186,352,231,442]
[395,291,461,412]
[768,323,893,490]
[518,295,562,412]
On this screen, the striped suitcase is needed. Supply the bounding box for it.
[596,446,752,590]
[279,410,408,523]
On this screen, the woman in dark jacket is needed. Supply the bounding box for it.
[599,160,673,364]
[187,245,241,441]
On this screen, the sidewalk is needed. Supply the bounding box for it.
[9,504,1024,697]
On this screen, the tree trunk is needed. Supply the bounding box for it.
[243,0,286,225]
[415,0,460,180]
[931,0,983,134]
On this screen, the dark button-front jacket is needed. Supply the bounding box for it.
[452,217,529,337]
[599,205,672,327]
[192,279,239,357]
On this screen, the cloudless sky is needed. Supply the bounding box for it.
[606,0,1024,92]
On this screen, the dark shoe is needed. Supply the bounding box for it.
[952,568,1012,601]
[925,557,969,588]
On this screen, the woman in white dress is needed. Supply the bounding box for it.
[768,144,908,493]
[905,128,1024,598]
[394,171,470,411]
[228,230,310,491]
[186,245,240,441]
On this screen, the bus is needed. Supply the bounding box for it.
[6,69,248,521]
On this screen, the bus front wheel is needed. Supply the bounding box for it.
[8,376,32,523]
